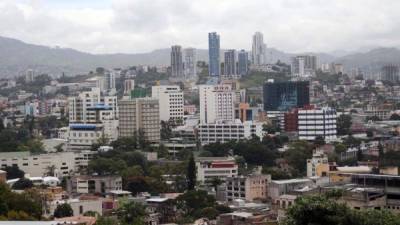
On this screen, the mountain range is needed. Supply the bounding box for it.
[0,36,399,77]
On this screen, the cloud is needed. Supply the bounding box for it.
[1,0,400,54]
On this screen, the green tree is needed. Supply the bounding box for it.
[283,141,313,176]
[12,178,33,190]
[53,203,73,218]
[187,153,196,190]
[390,113,400,120]
[337,114,352,135]
[4,165,25,179]
[176,190,216,219]
[117,201,147,225]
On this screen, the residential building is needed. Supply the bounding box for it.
[48,197,104,217]
[226,174,271,201]
[104,71,116,90]
[184,48,196,78]
[197,120,265,145]
[196,157,238,183]
[224,49,236,77]
[67,175,123,195]
[291,55,317,77]
[381,64,399,83]
[119,98,160,143]
[208,32,220,77]
[171,45,184,77]
[268,179,314,201]
[124,79,135,96]
[298,107,337,141]
[0,151,95,177]
[151,85,184,123]
[263,80,310,111]
[68,88,118,123]
[307,149,329,177]
[199,84,236,124]
[251,32,267,66]
[238,50,249,76]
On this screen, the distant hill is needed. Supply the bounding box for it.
[1,36,399,78]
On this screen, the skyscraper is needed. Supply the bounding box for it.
[381,64,399,83]
[171,45,183,77]
[291,55,317,77]
[184,48,196,78]
[208,32,220,77]
[251,32,267,65]
[263,80,310,111]
[224,49,236,76]
[238,50,249,76]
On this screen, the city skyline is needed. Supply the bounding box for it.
[1,0,400,54]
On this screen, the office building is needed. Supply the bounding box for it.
[68,88,118,123]
[195,157,238,183]
[171,45,184,77]
[124,79,135,96]
[208,32,220,76]
[0,151,95,177]
[226,174,271,201]
[263,80,310,111]
[119,98,160,143]
[238,50,249,76]
[184,48,196,78]
[151,85,184,123]
[298,107,337,141]
[197,120,266,145]
[291,55,317,77]
[224,49,236,76]
[199,85,236,124]
[381,64,399,83]
[251,32,267,66]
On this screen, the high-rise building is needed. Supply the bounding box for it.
[298,107,337,141]
[238,50,249,76]
[263,80,310,111]
[251,32,267,66]
[151,85,184,123]
[291,55,317,77]
[104,71,116,90]
[68,88,118,123]
[184,48,196,78]
[208,32,220,77]
[171,45,183,77]
[118,98,160,143]
[199,84,236,124]
[124,79,135,96]
[224,49,236,76]
[381,64,399,83]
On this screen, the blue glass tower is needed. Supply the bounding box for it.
[208,32,220,77]
[238,50,249,76]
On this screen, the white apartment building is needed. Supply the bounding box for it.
[199,85,236,124]
[151,85,184,123]
[0,151,95,178]
[306,149,329,177]
[291,55,317,77]
[196,157,238,183]
[197,119,266,145]
[226,174,271,202]
[298,107,337,141]
[68,88,118,123]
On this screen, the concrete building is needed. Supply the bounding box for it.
[268,178,314,201]
[196,157,238,183]
[226,174,271,202]
[0,151,95,178]
[184,48,196,78]
[124,79,135,96]
[224,49,236,77]
[199,84,236,124]
[307,149,329,177]
[251,32,267,66]
[298,107,337,141]
[48,197,104,217]
[119,98,160,143]
[291,55,317,77]
[171,45,184,77]
[68,88,118,123]
[381,64,399,83]
[238,50,249,76]
[68,175,122,195]
[151,85,184,123]
[197,120,266,145]
[104,71,116,91]
[208,32,220,77]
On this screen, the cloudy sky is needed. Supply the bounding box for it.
[0,0,399,54]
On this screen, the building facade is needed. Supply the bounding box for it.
[263,80,310,111]
[226,174,271,201]
[238,50,249,76]
[298,107,337,141]
[196,157,238,183]
[151,85,184,123]
[171,45,184,77]
[208,32,220,77]
[184,48,196,78]
[291,55,317,77]
[251,32,267,66]
[119,98,160,143]
[224,49,236,77]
